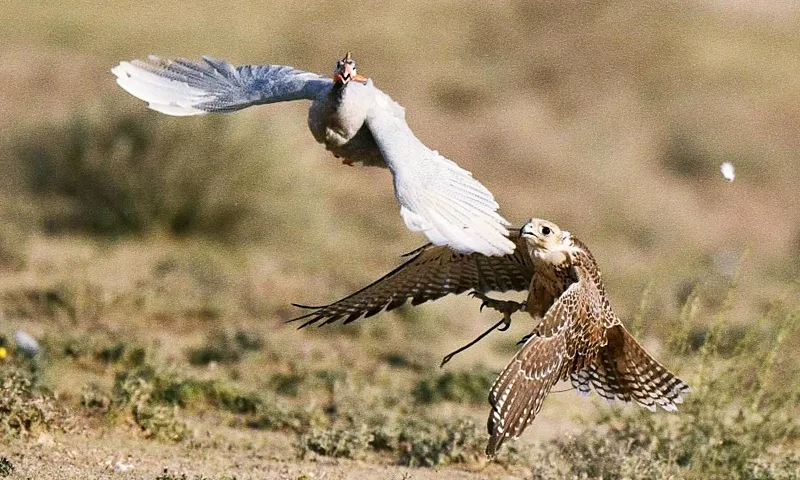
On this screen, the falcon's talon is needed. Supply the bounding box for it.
[469,291,525,317]
[497,316,512,332]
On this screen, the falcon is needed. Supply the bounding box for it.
[112,53,513,256]
[291,218,689,456]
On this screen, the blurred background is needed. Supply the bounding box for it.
[0,1,798,478]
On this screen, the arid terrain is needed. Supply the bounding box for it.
[0,1,798,479]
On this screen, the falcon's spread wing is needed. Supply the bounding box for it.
[112,56,332,115]
[486,274,607,456]
[570,325,690,412]
[365,96,514,256]
[290,233,532,328]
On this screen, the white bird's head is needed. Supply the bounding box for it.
[520,218,574,265]
[333,52,357,85]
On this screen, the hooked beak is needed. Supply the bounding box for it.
[520,220,536,238]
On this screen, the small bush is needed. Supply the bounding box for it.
[131,403,191,442]
[298,423,373,460]
[80,383,112,414]
[268,370,307,397]
[113,368,191,442]
[186,330,266,367]
[394,417,485,467]
[8,111,279,241]
[0,371,70,437]
[294,412,491,467]
[411,366,494,404]
[186,331,242,366]
[0,457,14,477]
[243,402,327,433]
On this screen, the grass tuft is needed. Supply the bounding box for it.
[6,111,283,242]
[0,371,70,437]
[411,366,494,404]
[0,457,13,477]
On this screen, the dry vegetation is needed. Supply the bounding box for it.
[0,1,799,479]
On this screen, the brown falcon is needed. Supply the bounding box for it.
[290,218,689,456]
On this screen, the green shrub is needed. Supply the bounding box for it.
[298,423,373,460]
[394,417,484,467]
[294,411,493,467]
[8,112,279,241]
[186,331,242,366]
[0,457,13,478]
[411,366,494,404]
[0,371,69,437]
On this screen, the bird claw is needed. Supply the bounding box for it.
[469,291,489,312]
[497,318,512,331]
[469,291,525,318]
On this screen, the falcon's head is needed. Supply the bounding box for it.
[520,218,574,265]
[333,52,357,85]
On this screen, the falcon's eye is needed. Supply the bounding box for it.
[541,226,551,236]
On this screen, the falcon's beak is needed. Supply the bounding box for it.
[520,221,536,238]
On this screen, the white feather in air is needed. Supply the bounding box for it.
[720,162,735,182]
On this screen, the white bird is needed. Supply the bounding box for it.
[112,53,514,256]
[720,162,735,182]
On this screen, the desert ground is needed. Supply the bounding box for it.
[0,1,798,478]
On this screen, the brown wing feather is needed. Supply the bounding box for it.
[486,264,612,456]
[485,282,580,456]
[570,325,689,412]
[290,231,532,328]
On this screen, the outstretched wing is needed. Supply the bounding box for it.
[290,232,532,328]
[570,324,690,412]
[486,273,607,456]
[112,56,332,116]
[365,95,514,256]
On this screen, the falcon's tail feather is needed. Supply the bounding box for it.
[571,325,689,412]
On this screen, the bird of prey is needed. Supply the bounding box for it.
[290,218,689,456]
[111,53,513,256]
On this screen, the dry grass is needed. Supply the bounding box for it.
[0,0,799,478]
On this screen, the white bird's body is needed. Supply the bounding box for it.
[112,54,514,255]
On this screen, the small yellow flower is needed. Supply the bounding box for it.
[0,347,7,360]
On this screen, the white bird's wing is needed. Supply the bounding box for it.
[365,92,514,256]
[112,56,332,116]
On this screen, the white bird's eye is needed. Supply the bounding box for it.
[540,226,551,236]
